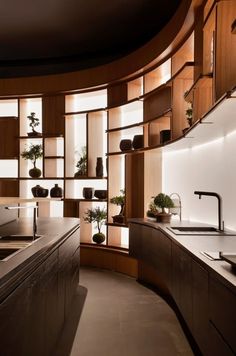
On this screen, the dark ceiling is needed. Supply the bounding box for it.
[0,0,181,77]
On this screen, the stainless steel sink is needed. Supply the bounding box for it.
[171,226,218,232]
[167,226,236,235]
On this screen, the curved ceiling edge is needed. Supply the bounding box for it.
[0,0,203,96]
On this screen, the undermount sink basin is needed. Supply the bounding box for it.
[171,226,218,232]
[0,235,41,242]
[167,226,236,236]
[0,248,20,261]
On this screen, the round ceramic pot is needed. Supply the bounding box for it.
[119,139,132,151]
[94,190,107,200]
[156,213,172,223]
[50,184,63,198]
[92,233,105,244]
[83,187,94,199]
[31,185,48,198]
[132,134,144,149]
[29,167,41,178]
[112,215,125,224]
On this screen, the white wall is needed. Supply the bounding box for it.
[162,130,236,230]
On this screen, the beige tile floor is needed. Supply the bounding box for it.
[56,267,194,356]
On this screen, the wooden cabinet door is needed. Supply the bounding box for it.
[129,223,144,260]
[192,260,209,355]
[171,243,192,330]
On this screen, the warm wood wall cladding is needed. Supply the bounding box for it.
[215,0,236,100]
[42,95,65,136]
[0,118,18,158]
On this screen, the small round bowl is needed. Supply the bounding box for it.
[94,190,107,200]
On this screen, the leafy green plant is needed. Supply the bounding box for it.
[27,112,40,134]
[84,206,107,234]
[146,199,159,218]
[153,193,174,213]
[75,146,87,177]
[21,144,43,168]
[110,189,125,215]
[186,107,193,127]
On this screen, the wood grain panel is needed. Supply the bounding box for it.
[215,0,236,100]
[108,82,127,107]
[42,95,65,136]
[125,153,144,218]
[80,246,138,277]
[144,86,171,122]
[0,118,18,157]
[0,180,19,197]
[172,33,194,76]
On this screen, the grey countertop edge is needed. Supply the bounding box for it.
[0,217,80,300]
[128,218,236,292]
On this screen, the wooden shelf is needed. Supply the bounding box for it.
[0,116,18,120]
[19,135,43,139]
[184,73,213,102]
[0,156,18,160]
[163,89,236,152]
[63,198,107,202]
[106,109,171,133]
[19,177,64,180]
[64,107,106,116]
[65,176,107,180]
[106,222,128,228]
[44,156,64,159]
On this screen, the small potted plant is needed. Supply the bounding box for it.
[146,199,159,220]
[153,193,174,223]
[110,189,125,224]
[84,206,107,244]
[27,112,41,137]
[74,146,87,177]
[21,143,43,178]
[186,106,193,127]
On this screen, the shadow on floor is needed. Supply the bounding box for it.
[54,285,88,356]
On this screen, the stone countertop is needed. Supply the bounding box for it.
[0,217,80,300]
[128,218,236,291]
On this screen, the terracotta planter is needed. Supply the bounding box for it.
[156,213,172,223]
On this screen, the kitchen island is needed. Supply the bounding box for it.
[0,216,80,356]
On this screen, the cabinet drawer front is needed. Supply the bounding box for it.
[208,323,234,356]
[209,277,236,354]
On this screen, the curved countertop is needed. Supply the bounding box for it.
[128,218,236,292]
[0,217,80,300]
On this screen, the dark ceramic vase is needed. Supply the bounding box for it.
[94,190,107,200]
[96,157,104,177]
[29,167,41,178]
[160,130,171,144]
[50,184,63,198]
[132,134,144,149]
[119,139,132,151]
[31,185,48,198]
[83,187,94,199]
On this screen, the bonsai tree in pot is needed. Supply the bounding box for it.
[84,206,107,244]
[110,189,125,224]
[153,193,174,223]
[27,112,41,137]
[74,146,87,177]
[21,143,43,178]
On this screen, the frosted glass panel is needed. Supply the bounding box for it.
[45,159,64,177]
[0,160,18,177]
[45,137,64,156]
[0,100,18,117]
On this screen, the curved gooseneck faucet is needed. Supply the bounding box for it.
[194,191,224,232]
